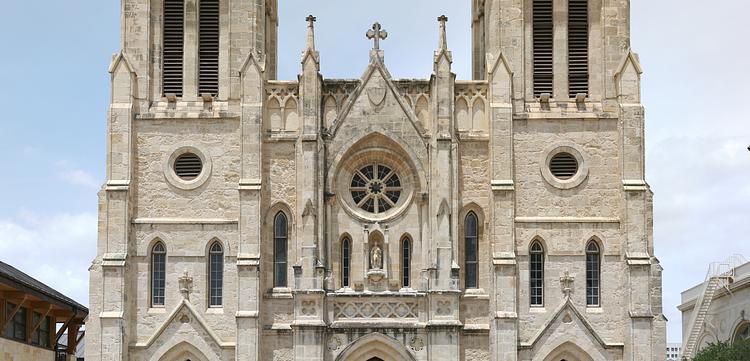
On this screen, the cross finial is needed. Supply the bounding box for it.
[437,15,449,50]
[366,22,388,50]
[560,270,575,298]
[304,15,317,51]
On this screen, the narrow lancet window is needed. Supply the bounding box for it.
[568,0,589,96]
[341,238,351,288]
[586,241,601,306]
[274,212,288,288]
[533,0,554,97]
[208,241,223,307]
[198,0,219,96]
[163,0,185,96]
[151,242,167,306]
[402,238,411,288]
[530,241,545,307]
[465,212,479,289]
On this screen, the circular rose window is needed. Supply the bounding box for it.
[350,164,402,214]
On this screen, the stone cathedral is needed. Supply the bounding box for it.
[87,0,666,360]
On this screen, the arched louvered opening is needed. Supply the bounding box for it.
[341,237,351,288]
[173,153,203,180]
[163,0,185,97]
[533,0,553,97]
[530,240,545,307]
[273,212,288,288]
[151,242,167,307]
[198,0,220,97]
[208,241,223,307]
[734,322,750,343]
[464,212,479,289]
[549,152,578,180]
[586,240,601,306]
[568,0,589,97]
[401,237,411,288]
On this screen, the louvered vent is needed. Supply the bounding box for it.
[163,0,185,97]
[199,0,220,97]
[533,0,554,97]
[174,153,203,180]
[568,0,589,97]
[549,153,579,180]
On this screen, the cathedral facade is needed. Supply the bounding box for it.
[86,1,666,360]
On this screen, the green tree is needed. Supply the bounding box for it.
[692,340,750,361]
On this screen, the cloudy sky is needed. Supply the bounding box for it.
[0,0,748,343]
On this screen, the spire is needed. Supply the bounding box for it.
[434,15,452,67]
[305,15,316,51]
[437,15,448,51]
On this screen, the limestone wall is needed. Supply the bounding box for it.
[0,339,56,361]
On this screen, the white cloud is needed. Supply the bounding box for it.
[648,136,750,342]
[53,160,101,189]
[0,212,96,307]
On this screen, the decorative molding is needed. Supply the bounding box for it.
[515,217,620,224]
[334,301,418,319]
[132,218,238,225]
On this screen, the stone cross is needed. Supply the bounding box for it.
[179,270,193,300]
[437,15,448,50]
[366,22,388,50]
[306,14,316,25]
[560,271,575,297]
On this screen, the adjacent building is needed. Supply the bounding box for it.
[679,256,750,359]
[665,342,682,361]
[1,261,87,361]
[86,0,666,360]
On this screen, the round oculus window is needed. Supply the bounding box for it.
[350,164,402,214]
[173,153,203,180]
[549,152,579,180]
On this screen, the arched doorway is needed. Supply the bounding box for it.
[335,333,416,361]
[155,341,210,361]
[541,342,595,361]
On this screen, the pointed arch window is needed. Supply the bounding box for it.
[273,212,288,288]
[735,322,750,343]
[151,242,167,307]
[586,241,601,306]
[530,241,545,307]
[402,237,411,288]
[464,212,479,289]
[208,241,223,307]
[341,237,351,288]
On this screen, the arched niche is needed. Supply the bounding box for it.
[335,333,416,361]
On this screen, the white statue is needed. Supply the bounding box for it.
[371,245,383,270]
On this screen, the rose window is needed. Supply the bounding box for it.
[350,164,402,214]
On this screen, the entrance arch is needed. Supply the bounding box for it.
[156,342,210,361]
[542,342,595,361]
[335,333,416,361]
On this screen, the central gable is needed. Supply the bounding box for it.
[327,56,429,172]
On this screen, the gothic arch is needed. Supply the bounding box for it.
[327,132,426,195]
[541,342,595,361]
[154,341,211,361]
[335,333,417,361]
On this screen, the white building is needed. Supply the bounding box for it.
[665,342,681,361]
[679,256,750,359]
[86,1,666,360]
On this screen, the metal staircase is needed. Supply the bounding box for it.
[682,255,746,359]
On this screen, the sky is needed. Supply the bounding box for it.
[0,0,748,344]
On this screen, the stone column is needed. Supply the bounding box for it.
[293,17,327,361]
[86,53,136,361]
[488,52,517,361]
[617,52,658,361]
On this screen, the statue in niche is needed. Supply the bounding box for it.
[370,244,383,270]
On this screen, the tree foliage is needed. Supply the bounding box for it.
[692,340,750,361]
